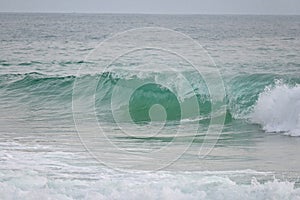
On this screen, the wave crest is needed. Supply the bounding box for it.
[251,82,300,136]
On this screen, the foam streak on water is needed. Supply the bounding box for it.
[1,142,300,200]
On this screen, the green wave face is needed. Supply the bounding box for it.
[129,83,181,122]
[1,72,299,123]
[94,72,212,123]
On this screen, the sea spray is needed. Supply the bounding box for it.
[251,81,300,136]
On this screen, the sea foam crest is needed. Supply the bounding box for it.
[1,173,300,200]
[251,81,300,136]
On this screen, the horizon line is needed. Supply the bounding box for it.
[0,11,299,16]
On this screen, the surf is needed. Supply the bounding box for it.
[251,81,300,136]
[1,71,300,136]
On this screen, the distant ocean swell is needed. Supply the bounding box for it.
[1,71,299,135]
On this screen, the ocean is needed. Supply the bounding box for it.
[0,13,300,199]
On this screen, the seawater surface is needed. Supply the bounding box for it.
[0,13,300,199]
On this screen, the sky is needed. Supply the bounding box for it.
[0,0,299,15]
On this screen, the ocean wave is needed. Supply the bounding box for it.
[1,72,299,130]
[251,82,300,136]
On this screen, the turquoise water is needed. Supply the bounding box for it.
[0,13,300,199]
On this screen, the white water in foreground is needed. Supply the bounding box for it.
[1,142,300,200]
[1,169,300,200]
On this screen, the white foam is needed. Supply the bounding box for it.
[1,171,300,200]
[1,141,300,200]
[251,82,300,136]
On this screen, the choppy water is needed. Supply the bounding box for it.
[1,13,300,199]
